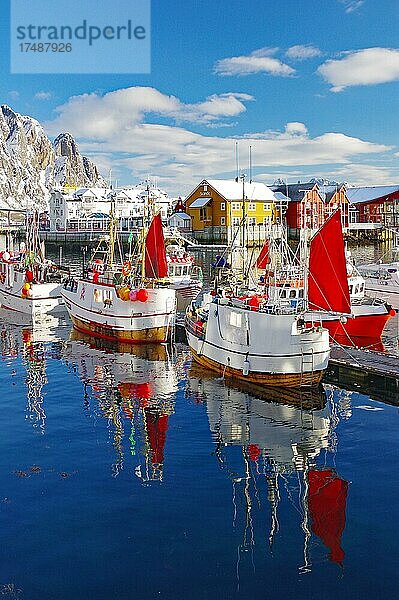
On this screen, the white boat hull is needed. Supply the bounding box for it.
[186,299,330,387]
[357,262,399,309]
[62,279,176,344]
[0,280,65,317]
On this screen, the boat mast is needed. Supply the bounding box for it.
[108,196,116,268]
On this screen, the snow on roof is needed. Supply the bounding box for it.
[346,185,399,204]
[273,191,290,202]
[206,179,276,201]
[169,212,191,220]
[73,187,108,199]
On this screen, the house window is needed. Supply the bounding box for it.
[264,203,270,211]
[248,203,256,211]
[203,184,208,191]
[220,202,225,211]
[200,207,207,221]
[232,217,240,226]
[248,217,256,225]
[220,217,226,226]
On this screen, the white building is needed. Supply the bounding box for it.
[48,181,176,232]
[168,212,192,232]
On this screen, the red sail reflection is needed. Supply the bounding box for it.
[145,411,169,465]
[308,469,348,564]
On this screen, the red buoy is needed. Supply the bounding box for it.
[137,288,149,302]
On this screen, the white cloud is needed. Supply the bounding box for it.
[325,163,397,185]
[339,0,365,13]
[46,87,253,137]
[318,47,399,92]
[8,91,19,100]
[214,47,295,77]
[285,45,322,60]
[45,86,393,195]
[34,91,53,101]
[284,122,308,136]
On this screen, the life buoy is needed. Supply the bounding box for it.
[122,261,132,276]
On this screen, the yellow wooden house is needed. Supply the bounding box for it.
[185,179,277,244]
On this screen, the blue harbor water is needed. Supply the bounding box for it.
[0,242,398,599]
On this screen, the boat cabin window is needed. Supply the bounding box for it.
[289,290,296,298]
[94,288,102,303]
[280,289,287,298]
[230,311,242,328]
[14,272,18,282]
[360,283,364,293]
[348,285,353,294]
[299,289,304,298]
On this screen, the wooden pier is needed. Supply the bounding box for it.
[325,346,399,405]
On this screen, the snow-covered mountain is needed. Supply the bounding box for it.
[0,105,106,209]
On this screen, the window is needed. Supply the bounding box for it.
[220,202,225,211]
[230,311,242,328]
[248,203,256,211]
[232,217,240,226]
[263,203,270,211]
[220,217,226,226]
[200,207,207,221]
[203,184,208,191]
[248,217,256,225]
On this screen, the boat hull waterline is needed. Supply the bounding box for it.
[189,346,325,387]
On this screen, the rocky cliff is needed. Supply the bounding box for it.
[0,105,106,209]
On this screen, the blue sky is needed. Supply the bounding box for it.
[1,0,399,195]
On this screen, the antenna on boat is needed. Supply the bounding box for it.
[249,146,252,183]
[235,142,240,182]
[240,173,247,253]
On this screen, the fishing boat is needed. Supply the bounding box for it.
[0,213,68,318]
[257,224,394,345]
[61,211,176,344]
[356,260,399,310]
[166,243,203,309]
[185,212,355,388]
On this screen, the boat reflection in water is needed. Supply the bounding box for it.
[188,364,349,574]
[63,330,188,480]
[0,309,69,432]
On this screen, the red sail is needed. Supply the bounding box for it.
[308,210,351,313]
[145,214,168,279]
[256,240,270,269]
[308,469,348,564]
